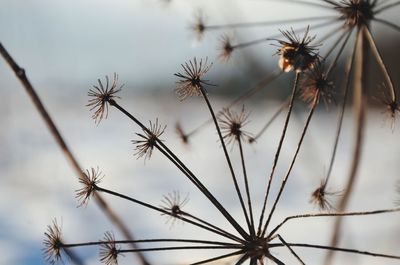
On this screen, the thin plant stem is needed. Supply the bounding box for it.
[205,16,336,30]
[198,85,252,238]
[325,27,359,186]
[374,17,400,33]
[374,1,400,14]
[272,243,400,260]
[0,42,150,265]
[364,25,397,102]
[155,146,245,242]
[324,26,367,265]
[95,185,245,242]
[238,137,255,237]
[181,211,245,243]
[262,90,320,237]
[324,28,352,68]
[232,19,340,50]
[109,100,249,240]
[317,24,347,48]
[276,235,306,265]
[268,208,400,238]
[62,238,243,248]
[257,72,301,236]
[119,245,243,253]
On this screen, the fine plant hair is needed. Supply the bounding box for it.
[1,0,400,264]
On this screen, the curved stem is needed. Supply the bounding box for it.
[364,25,397,102]
[268,208,400,238]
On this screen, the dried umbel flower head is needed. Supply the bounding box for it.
[174,57,213,101]
[276,27,319,73]
[336,0,375,27]
[219,106,251,145]
[300,62,334,106]
[87,73,122,124]
[132,119,166,160]
[76,167,103,206]
[100,232,120,265]
[378,88,400,130]
[161,191,189,224]
[43,220,64,265]
[310,180,341,211]
[192,12,206,40]
[218,35,234,61]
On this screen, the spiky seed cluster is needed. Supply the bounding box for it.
[87,73,122,124]
[161,191,189,218]
[132,119,166,160]
[219,107,251,145]
[336,0,375,27]
[310,181,340,211]
[174,57,213,101]
[218,35,234,61]
[43,220,64,265]
[100,232,120,265]
[76,167,103,206]
[300,62,334,106]
[276,27,319,73]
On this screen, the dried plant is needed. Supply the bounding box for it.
[1,1,399,265]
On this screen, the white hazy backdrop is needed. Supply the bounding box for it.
[1,1,400,265]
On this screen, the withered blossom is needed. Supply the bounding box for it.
[87,73,122,124]
[276,27,319,73]
[132,119,166,160]
[174,57,214,101]
[219,106,251,146]
[76,167,103,207]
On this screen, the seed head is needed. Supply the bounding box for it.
[276,27,319,73]
[191,11,206,40]
[218,35,234,61]
[336,0,375,28]
[43,219,64,265]
[300,62,334,106]
[76,167,103,207]
[132,119,166,160]
[174,57,214,101]
[87,73,122,124]
[100,232,120,265]
[161,191,189,225]
[377,88,400,130]
[219,106,251,146]
[310,180,341,211]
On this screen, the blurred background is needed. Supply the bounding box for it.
[1,0,400,264]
